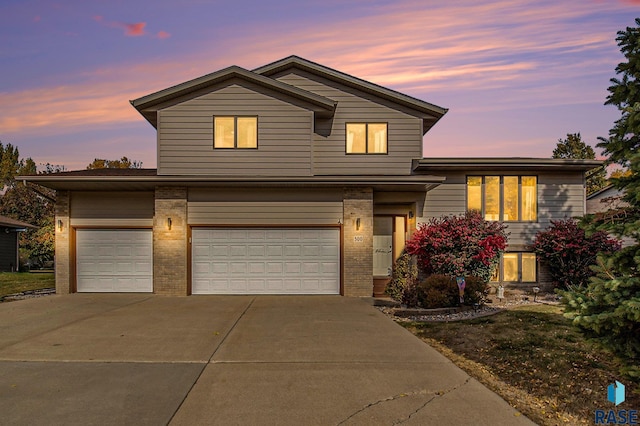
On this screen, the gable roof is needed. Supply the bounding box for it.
[131,65,336,128]
[253,55,448,133]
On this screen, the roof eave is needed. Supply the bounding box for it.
[413,158,604,172]
[20,174,446,192]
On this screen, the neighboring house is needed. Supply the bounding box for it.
[23,56,600,296]
[0,215,35,272]
[586,185,635,247]
[586,185,627,213]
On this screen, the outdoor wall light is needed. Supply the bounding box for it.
[408,211,414,219]
[167,217,172,230]
[356,217,361,231]
[57,219,63,232]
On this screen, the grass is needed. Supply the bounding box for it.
[401,304,639,425]
[0,272,55,298]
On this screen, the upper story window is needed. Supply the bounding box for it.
[214,116,257,149]
[467,176,537,221]
[346,123,387,154]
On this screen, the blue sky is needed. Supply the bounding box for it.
[1,0,638,170]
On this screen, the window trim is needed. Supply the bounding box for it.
[213,115,259,149]
[490,252,538,283]
[345,122,388,155]
[466,175,538,222]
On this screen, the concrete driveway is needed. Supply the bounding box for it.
[0,295,534,425]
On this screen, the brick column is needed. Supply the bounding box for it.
[154,186,188,295]
[342,187,373,297]
[54,190,71,294]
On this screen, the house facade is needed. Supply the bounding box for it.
[0,215,35,272]
[24,56,600,296]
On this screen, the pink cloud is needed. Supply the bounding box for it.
[122,22,146,37]
[621,0,640,4]
[33,16,41,22]
[94,16,169,38]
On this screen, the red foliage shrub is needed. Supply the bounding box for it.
[405,211,508,283]
[531,218,620,289]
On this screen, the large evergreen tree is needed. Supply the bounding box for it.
[562,19,640,376]
[552,133,606,195]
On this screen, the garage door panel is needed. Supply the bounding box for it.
[248,262,265,273]
[76,229,152,293]
[192,227,339,295]
[266,263,282,274]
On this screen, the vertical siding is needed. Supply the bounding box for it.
[419,171,587,247]
[274,71,422,176]
[157,82,313,176]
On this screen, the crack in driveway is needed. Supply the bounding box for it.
[337,377,472,425]
[167,297,256,424]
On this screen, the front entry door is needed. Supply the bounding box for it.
[373,216,407,296]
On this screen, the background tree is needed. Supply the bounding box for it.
[552,132,606,195]
[562,19,640,375]
[86,156,142,169]
[608,168,631,180]
[0,142,55,267]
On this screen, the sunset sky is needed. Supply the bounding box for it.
[1,0,638,171]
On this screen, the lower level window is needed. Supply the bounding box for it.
[491,252,536,283]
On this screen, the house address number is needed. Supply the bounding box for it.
[354,235,364,243]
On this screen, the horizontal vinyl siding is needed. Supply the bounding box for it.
[70,192,154,219]
[419,171,587,247]
[188,188,343,203]
[158,83,313,176]
[275,71,421,176]
[188,202,344,225]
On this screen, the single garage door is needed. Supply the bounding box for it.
[192,227,340,294]
[76,229,153,292]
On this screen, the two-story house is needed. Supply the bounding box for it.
[25,56,600,296]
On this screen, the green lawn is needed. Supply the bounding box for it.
[402,304,639,425]
[0,272,55,298]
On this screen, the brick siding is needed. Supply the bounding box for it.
[54,191,71,294]
[342,187,373,297]
[153,186,188,295]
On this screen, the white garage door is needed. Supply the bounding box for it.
[192,228,340,294]
[76,229,153,292]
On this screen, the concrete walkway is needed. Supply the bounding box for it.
[0,295,534,425]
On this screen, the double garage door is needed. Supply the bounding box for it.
[192,228,340,294]
[76,227,340,294]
